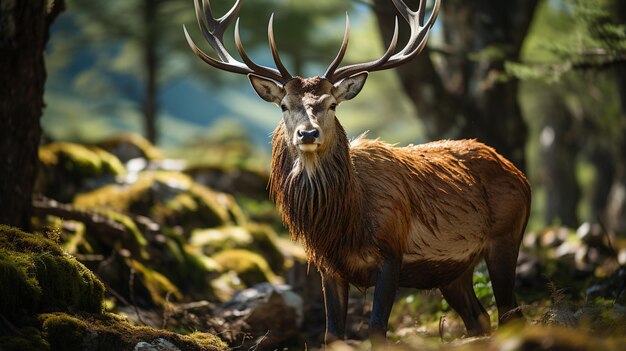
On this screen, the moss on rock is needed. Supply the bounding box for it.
[127,259,183,306]
[0,225,226,351]
[39,312,227,351]
[246,223,285,274]
[190,226,253,253]
[37,142,126,202]
[0,326,49,351]
[39,142,125,178]
[97,133,163,163]
[74,172,245,235]
[0,225,104,319]
[191,224,285,273]
[213,249,278,287]
[158,232,220,298]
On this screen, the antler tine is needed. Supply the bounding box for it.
[390,0,414,24]
[215,0,243,31]
[234,18,285,82]
[268,14,293,80]
[331,16,400,81]
[329,0,440,82]
[390,0,438,57]
[193,0,237,62]
[184,25,251,74]
[185,0,293,83]
[323,13,351,81]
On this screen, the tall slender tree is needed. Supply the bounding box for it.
[0,0,65,229]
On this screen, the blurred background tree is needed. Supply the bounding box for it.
[373,0,538,171]
[507,0,626,232]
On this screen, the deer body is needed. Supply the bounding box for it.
[186,0,530,343]
[265,77,530,340]
[272,122,529,288]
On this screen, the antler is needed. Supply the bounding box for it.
[183,0,292,84]
[324,0,441,82]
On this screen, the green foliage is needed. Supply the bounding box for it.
[472,265,495,308]
[507,0,626,81]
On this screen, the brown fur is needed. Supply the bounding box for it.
[269,119,531,289]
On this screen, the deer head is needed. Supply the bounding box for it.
[184,0,440,172]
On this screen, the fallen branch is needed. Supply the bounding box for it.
[33,195,161,239]
[33,196,128,236]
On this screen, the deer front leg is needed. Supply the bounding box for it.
[322,272,349,344]
[369,256,401,343]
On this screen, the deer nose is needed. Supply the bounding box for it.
[297,129,319,144]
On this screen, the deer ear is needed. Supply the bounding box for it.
[248,74,285,104]
[332,72,368,103]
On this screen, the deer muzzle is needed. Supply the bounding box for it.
[296,128,320,152]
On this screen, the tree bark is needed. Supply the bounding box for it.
[373,0,538,171]
[143,0,159,145]
[540,93,580,227]
[591,0,626,233]
[0,0,64,230]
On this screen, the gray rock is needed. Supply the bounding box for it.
[213,283,304,349]
[133,338,181,351]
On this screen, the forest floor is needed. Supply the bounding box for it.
[1,135,625,351]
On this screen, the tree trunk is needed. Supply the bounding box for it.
[540,94,580,227]
[606,0,626,233]
[143,0,159,145]
[0,0,64,230]
[592,0,626,233]
[372,0,538,171]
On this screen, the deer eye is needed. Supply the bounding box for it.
[330,103,337,111]
[280,104,288,112]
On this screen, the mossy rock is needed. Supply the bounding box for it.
[0,226,226,351]
[96,133,163,163]
[191,224,285,273]
[0,326,48,351]
[190,226,253,253]
[0,225,104,319]
[246,223,285,273]
[37,142,126,202]
[213,249,278,288]
[127,258,183,306]
[39,312,226,351]
[39,142,125,178]
[155,231,221,299]
[74,172,245,235]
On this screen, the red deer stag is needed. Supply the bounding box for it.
[185,0,530,344]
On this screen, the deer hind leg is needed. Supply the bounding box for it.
[485,235,524,325]
[439,268,491,336]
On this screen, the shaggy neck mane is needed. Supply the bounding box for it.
[269,120,367,274]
